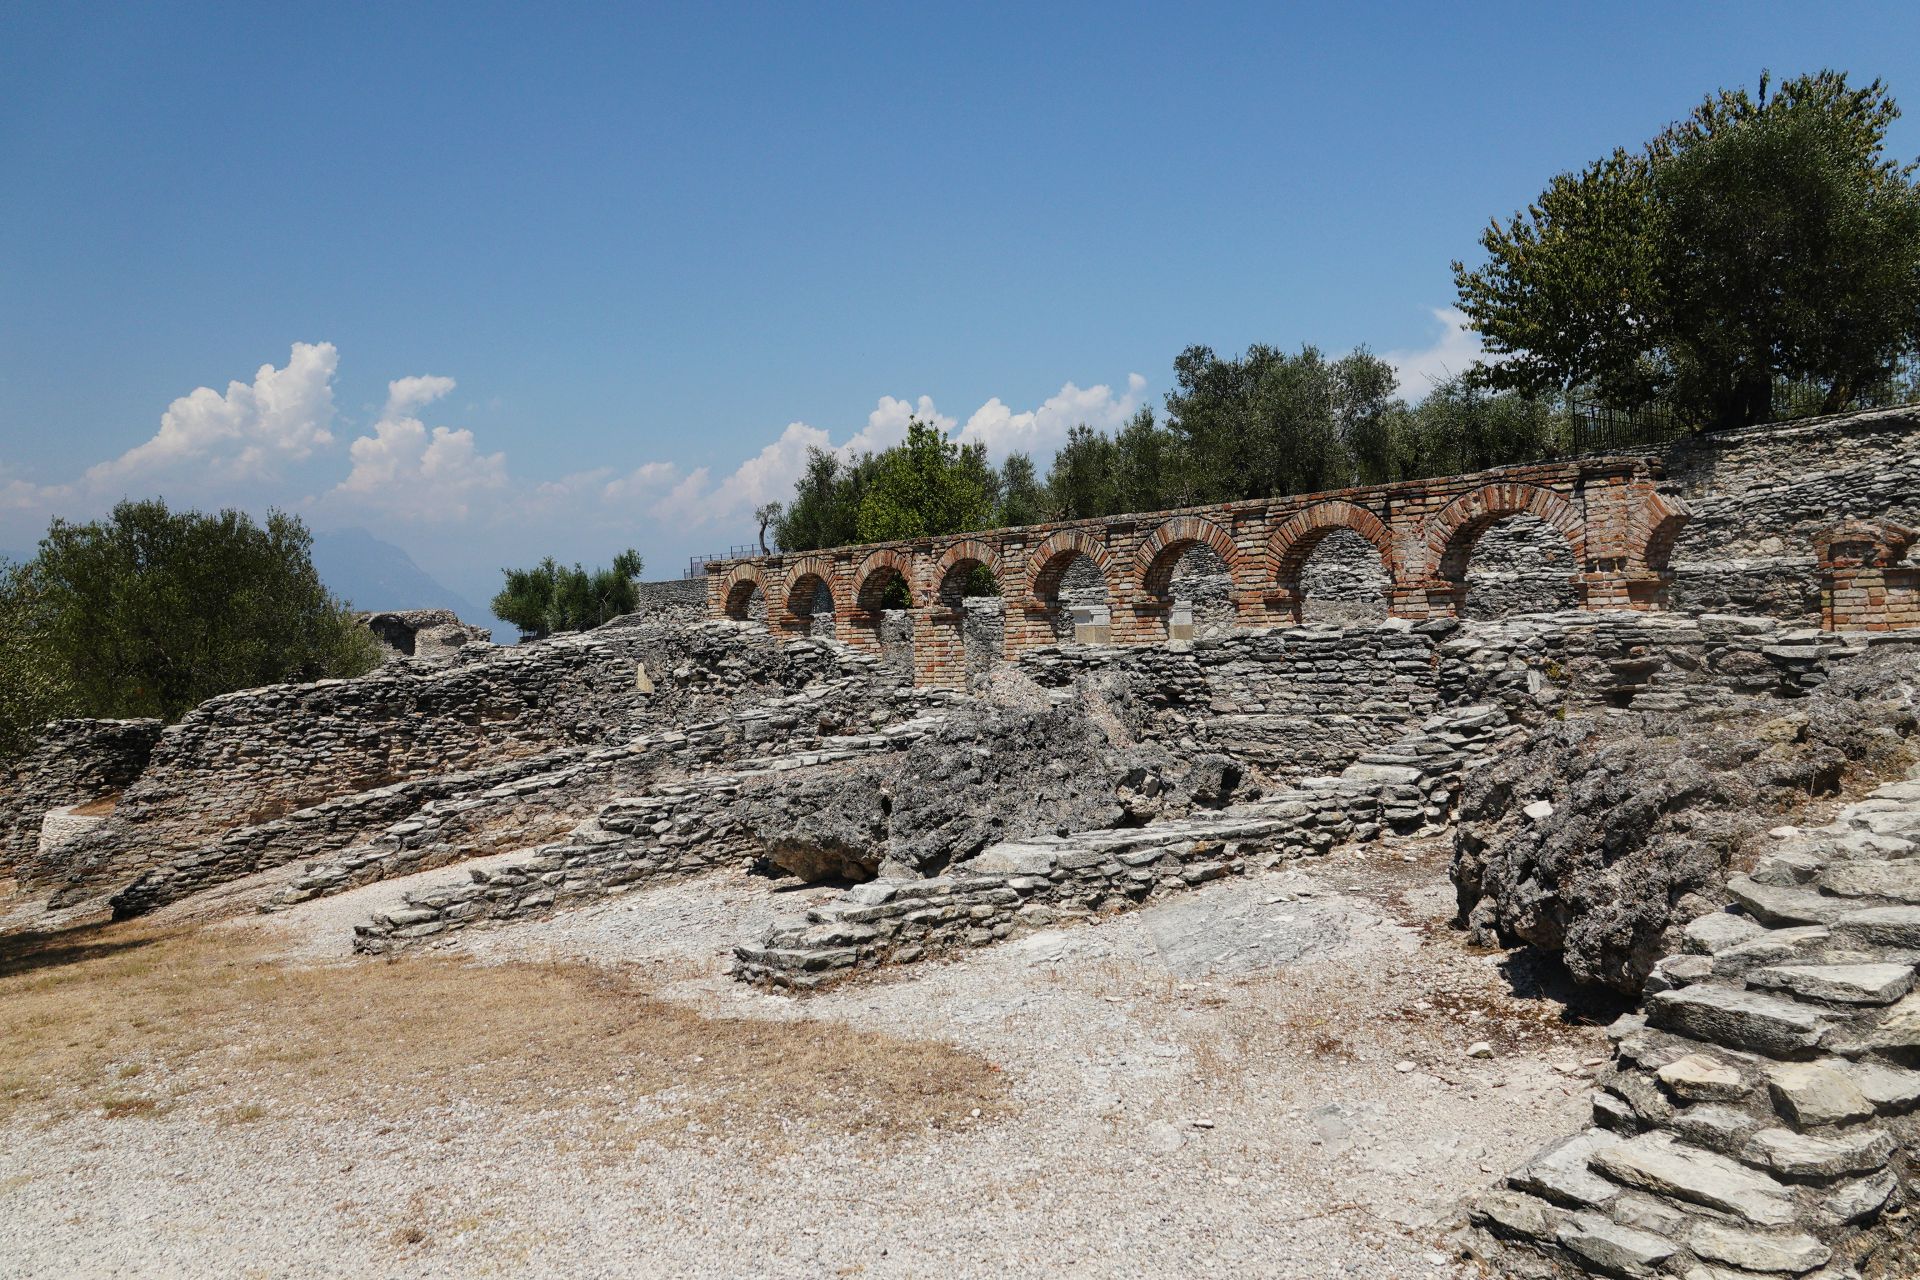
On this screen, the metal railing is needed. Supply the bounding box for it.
[685,544,768,577]
[1565,398,1687,454]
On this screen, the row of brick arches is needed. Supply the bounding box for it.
[707,456,1692,686]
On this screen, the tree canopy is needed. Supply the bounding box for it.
[0,500,379,757]
[1454,70,1920,429]
[491,550,645,641]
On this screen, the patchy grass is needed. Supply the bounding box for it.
[0,919,1006,1143]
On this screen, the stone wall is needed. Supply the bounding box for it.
[711,452,1685,686]
[630,577,711,626]
[361,609,492,662]
[0,719,161,882]
[1662,407,1920,619]
[36,623,906,909]
[734,702,1516,989]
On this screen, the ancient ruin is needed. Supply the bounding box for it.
[6,406,1920,1277]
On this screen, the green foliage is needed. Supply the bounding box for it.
[0,500,380,756]
[774,419,1008,553]
[1164,344,1402,502]
[854,419,996,543]
[995,452,1046,528]
[773,449,872,553]
[1045,409,1184,520]
[0,558,77,759]
[1456,70,1920,429]
[1391,377,1569,478]
[491,549,644,641]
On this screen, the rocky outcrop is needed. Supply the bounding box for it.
[360,609,492,662]
[737,702,1238,882]
[1470,767,1920,1279]
[1453,641,1920,994]
[733,703,1517,989]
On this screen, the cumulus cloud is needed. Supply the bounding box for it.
[1384,307,1484,397]
[617,377,1148,534]
[956,374,1146,457]
[85,341,338,485]
[330,374,507,521]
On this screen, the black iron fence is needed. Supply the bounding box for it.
[1565,398,1687,454]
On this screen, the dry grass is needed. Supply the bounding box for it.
[0,918,1006,1143]
[68,794,120,818]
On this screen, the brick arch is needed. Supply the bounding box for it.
[852,547,917,611]
[1024,529,1116,602]
[1640,491,1693,573]
[1136,513,1240,598]
[933,538,1004,601]
[780,555,837,616]
[720,563,768,620]
[1268,500,1395,587]
[1424,482,1585,583]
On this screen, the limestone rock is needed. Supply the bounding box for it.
[1647,985,1828,1058]
[1589,1133,1796,1227]
[1686,1221,1830,1274]
[1657,1053,1750,1103]
[1747,962,1914,1006]
[1766,1063,1877,1129]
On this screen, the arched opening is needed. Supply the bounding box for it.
[1051,554,1112,642]
[1460,515,1578,619]
[1267,501,1396,626]
[1424,483,1585,621]
[931,540,1005,687]
[1298,528,1391,623]
[1168,544,1236,637]
[723,571,768,626]
[1137,516,1239,642]
[852,554,916,678]
[779,567,836,639]
[1025,532,1116,647]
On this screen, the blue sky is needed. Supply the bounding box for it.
[4,1,1919,605]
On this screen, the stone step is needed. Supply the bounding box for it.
[1830,1059,1920,1114]
[1685,1220,1831,1275]
[1765,1063,1878,1129]
[1726,876,1849,927]
[1507,1129,1620,1210]
[1647,985,1829,1058]
[1588,1132,1797,1227]
[1818,860,1920,902]
[1833,904,1920,949]
[1710,926,1830,978]
[1742,1126,1893,1179]
[1555,1213,1675,1278]
[1746,962,1915,1006]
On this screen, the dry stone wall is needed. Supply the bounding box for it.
[1662,407,1920,621]
[734,702,1517,988]
[40,623,906,910]
[0,719,161,883]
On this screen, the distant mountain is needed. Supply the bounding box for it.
[310,528,492,626]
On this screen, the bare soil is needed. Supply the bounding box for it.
[0,836,1606,1279]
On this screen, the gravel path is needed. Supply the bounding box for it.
[0,840,1605,1279]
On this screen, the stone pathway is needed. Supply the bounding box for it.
[1472,765,1920,1279]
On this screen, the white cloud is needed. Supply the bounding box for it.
[956,373,1146,457]
[330,374,506,521]
[619,377,1149,534]
[86,341,338,485]
[1384,307,1483,398]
